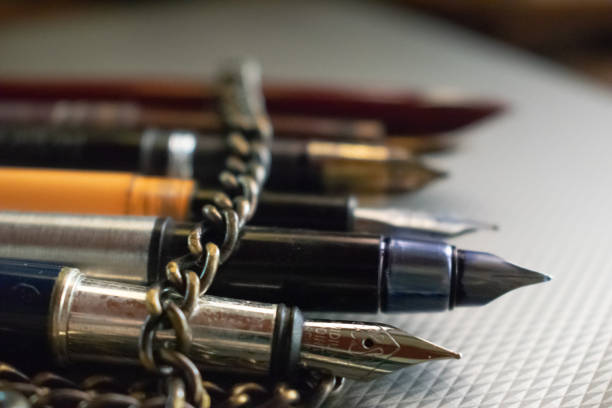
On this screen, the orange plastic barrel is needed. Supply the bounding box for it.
[0,167,195,220]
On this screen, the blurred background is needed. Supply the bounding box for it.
[3,0,612,85]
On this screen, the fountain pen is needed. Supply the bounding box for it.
[0,125,443,193]
[0,78,504,134]
[0,259,460,380]
[0,167,485,238]
[0,99,386,142]
[0,212,550,313]
[0,99,458,154]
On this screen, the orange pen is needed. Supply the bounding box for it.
[0,167,495,237]
[0,167,195,220]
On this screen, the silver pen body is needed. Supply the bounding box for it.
[52,268,279,376]
[0,212,157,283]
[49,268,459,380]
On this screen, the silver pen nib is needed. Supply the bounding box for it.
[300,320,460,380]
[354,207,498,238]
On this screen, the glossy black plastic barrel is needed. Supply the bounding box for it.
[162,223,383,312]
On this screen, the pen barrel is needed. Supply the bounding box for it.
[0,99,386,141]
[0,125,143,171]
[51,268,303,377]
[0,100,145,128]
[0,168,194,220]
[164,224,384,312]
[0,125,225,182]
[0,212,159,283]
[0,259,73,367]
[0,213,383,312]
[0,259,66,341]
[192,190,355,231]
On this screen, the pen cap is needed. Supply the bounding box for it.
[382,238,455,312]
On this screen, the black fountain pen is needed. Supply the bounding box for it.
[255,192,496,238]
[0,259,460,380]
[0,212,550,313]
[0,125,443,194]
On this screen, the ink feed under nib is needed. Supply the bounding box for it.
[300,321,460,381]
[353,207,498,238]
[457,250,551,307]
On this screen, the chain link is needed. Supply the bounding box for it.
[0,362,344,408]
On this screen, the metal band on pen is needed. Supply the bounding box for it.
[49,267,279,373]
[166,131,196,179]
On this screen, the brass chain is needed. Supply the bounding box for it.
[0,361,343,408]
[0,61,344,407]
[135,61,270,408]
[135,61,299,408]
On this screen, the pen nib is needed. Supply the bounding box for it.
[354,207,498,238]
[300,321,460,380]
[457,250,551,307]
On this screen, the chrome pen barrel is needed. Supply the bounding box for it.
[51,268,277,375]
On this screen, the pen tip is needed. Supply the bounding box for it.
[441,219,498,237]
[385,327,462,363]
[354,208,499,238]
[321,158,445,194]
[300,322,461,380]
[456,250,550,307]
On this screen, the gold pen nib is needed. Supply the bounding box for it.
[321,158,445,194]
[306,140,446,193]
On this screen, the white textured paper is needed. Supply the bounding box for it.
[1,1,612,406]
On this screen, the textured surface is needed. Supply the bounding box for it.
[2,1,612,406]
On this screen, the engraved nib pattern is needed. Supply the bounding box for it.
[299,321,460,381]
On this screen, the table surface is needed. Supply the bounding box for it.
[1,1,612,407]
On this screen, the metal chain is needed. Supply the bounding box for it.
[0,362,343,408]
[135,60,274,408]
[0,61,344,407]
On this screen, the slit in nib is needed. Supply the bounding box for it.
[457,250,551,307]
